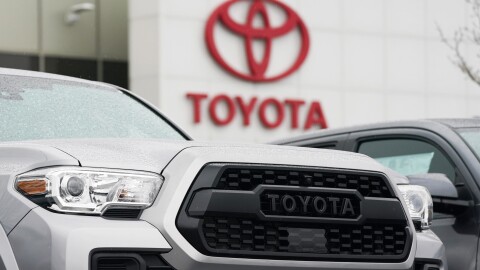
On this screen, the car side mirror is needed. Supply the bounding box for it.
[406,173,458,199]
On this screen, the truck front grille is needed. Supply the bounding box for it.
[215,167,393,198]
[177,163,412,262]
[203,217,407,256]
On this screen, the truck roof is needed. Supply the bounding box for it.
[273,118,480,145]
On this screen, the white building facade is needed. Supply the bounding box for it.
[129,0,480,143]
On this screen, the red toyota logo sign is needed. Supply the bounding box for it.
[205,0,310,82]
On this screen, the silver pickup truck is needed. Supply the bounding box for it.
[0,68,445,270]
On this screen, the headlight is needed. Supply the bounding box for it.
[398,185,433,230]
[15,167,163,215]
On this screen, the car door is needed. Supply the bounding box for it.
[0,225,19,270]
[343,128,478,270]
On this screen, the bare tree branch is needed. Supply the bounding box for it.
[439,0,480,86]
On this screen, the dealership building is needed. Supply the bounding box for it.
[1,0,479,142]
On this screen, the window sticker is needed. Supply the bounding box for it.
[375,152,435,176]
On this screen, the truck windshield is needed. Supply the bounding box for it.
[458,128,480,161]
[0,74,187,142]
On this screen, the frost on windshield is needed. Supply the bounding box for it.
[0,75,186,141]
[0,76,53,101]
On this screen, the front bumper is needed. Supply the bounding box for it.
[143,146,442,270]
[8,146,447,269]
[414,230,446,270]
[8,207,446,270]
[8,208,170,270]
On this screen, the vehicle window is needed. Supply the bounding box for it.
[458,128,480,162]
[358,139,456,182]
[311,144,337,149]
[0,75,186,141]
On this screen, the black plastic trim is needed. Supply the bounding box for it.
[89,248,174,270]
[414,258,442,270]
[102,208,143,219]
[188,187,406,225]
[176,163,413,262]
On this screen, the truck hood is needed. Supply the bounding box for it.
[3,138,406,184]
[10,138,195,173]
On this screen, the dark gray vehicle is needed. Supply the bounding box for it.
[274,119,480,270]
[0,68,445,270]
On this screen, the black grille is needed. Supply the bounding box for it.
[96,258,138,270]
[203,217,407,256]
[216,167,393,198]
[91,250,174,270]
[177,163,411,262]
[102,208,142,219]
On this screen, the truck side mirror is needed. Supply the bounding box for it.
[407,173,458,199]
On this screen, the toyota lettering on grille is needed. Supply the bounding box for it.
[260,189,361,219]
[265,194,356,217]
